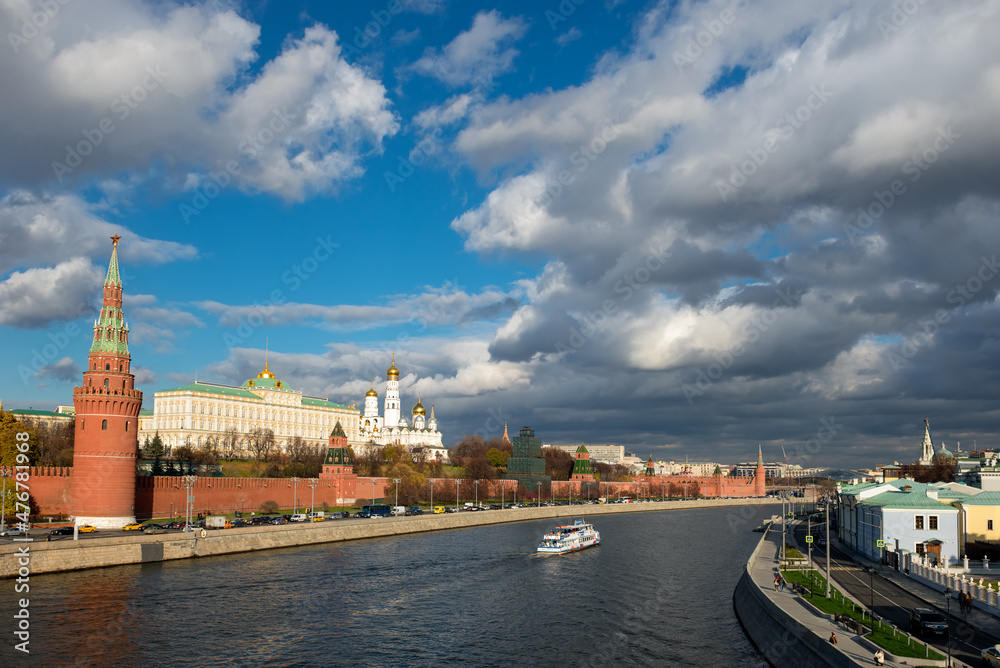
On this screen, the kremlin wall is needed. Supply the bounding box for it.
[8,238,767,524]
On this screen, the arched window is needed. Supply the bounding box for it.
[119,364,123,372]
[125,421,129,432]
[102,419,108,430]
[104,378,109,388]
[81,419,85,430]
[105,362,110,371]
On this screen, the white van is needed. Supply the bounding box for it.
[391,506,406,516]
[290,513,308,522]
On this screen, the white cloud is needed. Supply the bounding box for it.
[0,257,101,328]
[410,10,527,86]
[0,3,398,200]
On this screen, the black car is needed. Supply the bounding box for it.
[909,608,948,637]
[405,507,423,516]
[49,527,74,536]
[270,517,288,525]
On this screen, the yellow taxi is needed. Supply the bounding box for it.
[312,516,324,522]
[122,522,144,531]
[433,506,446,514]
[77,525,98,533]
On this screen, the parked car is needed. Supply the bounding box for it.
[489,504,501,510]
[143,524,167,535]
[122,522,145,531]
[982,644,1000,667]
[909,608,948,638]
[49,527,74,536]
[433,506,446,514]
[0,527,28,537]
[405,507,423,516]
[270,517,288,525]
[290,514,308,522]
[77,525,97,533]
[338,511,351,519]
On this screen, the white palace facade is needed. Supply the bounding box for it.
[358,356,447,459]
[137,363,361,453]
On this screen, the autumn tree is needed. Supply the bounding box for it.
[464,456,498,483]
[543,448,575,481]
[219,427,241,461]
[385,462,427,506]
[0,411,39,467]
[450,435,487,467]
[246,427,276,473]
[486,447,508,472]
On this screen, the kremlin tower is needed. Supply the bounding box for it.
[383,354,402,428]
[70,235,143,528]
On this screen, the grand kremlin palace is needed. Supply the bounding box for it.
[137,363,362,454]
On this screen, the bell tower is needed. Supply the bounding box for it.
[70,235,143,527]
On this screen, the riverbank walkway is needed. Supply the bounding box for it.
[748,525,907,666]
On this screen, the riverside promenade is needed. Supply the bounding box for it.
[0,497,772,579]
[735,522,923,667]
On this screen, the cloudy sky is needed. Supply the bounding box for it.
[1,0,998,468]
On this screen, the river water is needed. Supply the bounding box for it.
[2,506,774,667]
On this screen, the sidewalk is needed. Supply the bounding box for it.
[828,532,1000,641]
[749,526,905,666]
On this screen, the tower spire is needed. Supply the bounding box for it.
[502,421,510,443]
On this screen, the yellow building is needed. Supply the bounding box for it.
[956,492,1000,549]
[137,363,360,454]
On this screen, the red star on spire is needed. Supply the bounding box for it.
[111,234,121,246]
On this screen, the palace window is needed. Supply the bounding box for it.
[989,519,994,531]
[916,543,925,555]
[125,421,129,432]
[915,515,925,530]
[102,419,108,430]
[929,516,938,531]
[104,378,109,388]
[106,363,110,371]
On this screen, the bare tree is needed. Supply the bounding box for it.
[220,427,242,461]
[246,427,276,473]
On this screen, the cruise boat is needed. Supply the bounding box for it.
[537,519,601,554]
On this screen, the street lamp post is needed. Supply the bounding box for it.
[944,588,952,667]
[429,479,433,510]
[474,480,479,508]
[309,478,318,517]
[183,475,196,530]
[393,478,401,507]
[371,479,376,505]
[825,494,832,598]
[456,479,462,511]
[0,469,9,531]
[241,498,245,518]
[537,482,542,507]
[291,476,300,515]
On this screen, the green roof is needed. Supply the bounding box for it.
[302,397,348,410]
[241,376,293,391]
[160,382,262,400]
[139,409,154,416]
[576,444,588,454]
[330,421,346,438]
[9,408,73,418]
[863,491,959,510]
[955,492,1000,506]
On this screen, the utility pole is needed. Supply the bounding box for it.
[825,494,832,598]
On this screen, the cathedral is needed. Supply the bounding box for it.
[358,355,446,459]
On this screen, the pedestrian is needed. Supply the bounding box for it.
[874,648,884,665]
[829,632,837,646]
[774,574,780,591]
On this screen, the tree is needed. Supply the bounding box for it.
[486,447,508,472]
[543,448,575,481]
[220,428,241,461]
[464,456,498,483]
[450,435,487,467]
[144,432,165,459]
[385,462,427,506]
[0,410,39,467]
[246,427,276,473]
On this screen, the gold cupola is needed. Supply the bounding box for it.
[366,379,378,398]
[386,353,399,380]
[412,393,426,416]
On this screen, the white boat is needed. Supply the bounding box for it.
[537,519,601,554]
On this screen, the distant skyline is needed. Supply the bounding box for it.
[1,1,999,469]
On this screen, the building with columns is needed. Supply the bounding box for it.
[71,235,143,528]
[137,363,361,454]
[358,356,446,458]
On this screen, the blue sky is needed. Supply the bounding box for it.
[2,0,999,468]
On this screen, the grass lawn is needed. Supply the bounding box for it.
[783,544,804,559]
[781,569,944,661]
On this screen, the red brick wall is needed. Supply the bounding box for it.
[1,466,74,516]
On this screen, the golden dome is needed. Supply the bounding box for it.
[366,380,378,398]
[386,353,399,380]
[257,362,275,379]
[412,394,426,416]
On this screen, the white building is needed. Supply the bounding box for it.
[137,363,360,453]
[358,356,446,459]
[544,444,626,464]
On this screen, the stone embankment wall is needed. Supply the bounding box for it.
[733,528,856,668]
[0,498,772,579]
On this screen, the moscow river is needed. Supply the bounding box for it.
[2,505,774,667]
